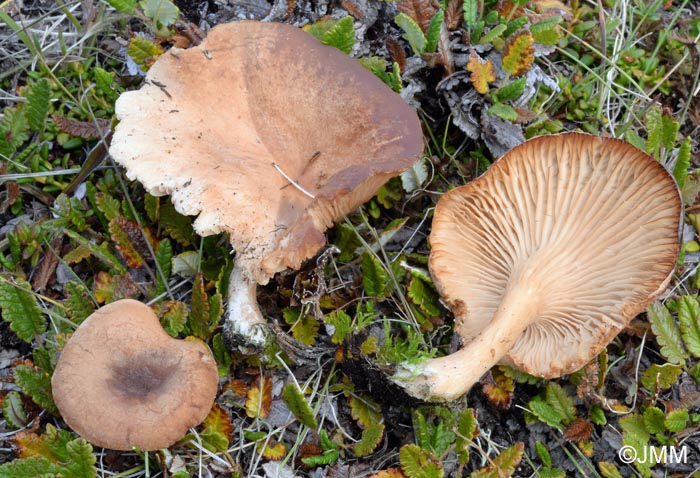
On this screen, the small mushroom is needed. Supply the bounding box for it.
[51,299,219,450]
[109,21,423,346]
[394,133,681,401]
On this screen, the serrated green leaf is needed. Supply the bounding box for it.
[25,78,51,132]
[535,441,552,467]
[598,461,623,478]
[674,136,691,189]
[647,302,687,364]
[159,300,188,337]
[546,382,576,425]
[678,295,700,356]
[470,442,524,478]
[502,30,534,76]
[127,36,164,71]
[155,238,173,296]
[529,395,564,428]
[424,9,443,53]
[463,0,477,29]
[63,282,95,325]
[642,407,665,434]
[664,409,689,433]
[641,363,683,392]
[478,23,507,45]
[324,309,352,344]
[530,16,562,45]
[188,273,211,339]
[399,443,443,478]
[281,383,318,429]
[349,393,382,429]
[395,13,427,55]
[492,77,526,102]
[487,103,518,121]
[0,456,60,477]
[455,408,477,464]
[301,449,340,467]
[354,423,385,457]
[0,276,47,342]
[321,16,355,54]
[282,308,319,346]
[14,365,57,415]
[503,16,528,38]
[3,391,28,429]
[61,439,96,478]
[619,414,650,442]
[140,0,179,35]
[95,193,121,221]
[361,252,388,297]
[106,0,137,13]
[407,276,440,316]
[0,107,30,157]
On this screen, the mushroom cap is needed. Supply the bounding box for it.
[51,299,218,451]
[109,21,423,285]
[429,133,681,377]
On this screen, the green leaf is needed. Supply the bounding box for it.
[502,30,535,76]
[424,9,443,53]
[590,405,607,425]
[155,238,173,296]
[487,103,518,121]
[140,0,179,35]
[0,107,30,157]
[354,423,385,457]
[530,16,562,45]
[0,276,47,342]
[281,383,318,429]
[127,36,164,71]
[641,363,683,392]
[105,0,137,13]
[545,382,576,425]
[664,409,689,433]
[455,408,477,464]
[478,23,507,45]
[361,252,388,298]
[301,448,340,467]
[95,193,121,221]
[63,229,127,273]
[321,16,355,54]
[0,456,59,477]
[395,13,427,55]
[535,441,552,467]
[282,308,319,346]
[463,0,478,29]
[674,136,691,189]
[3,391,28,429]
[407,276,440,316]
[160,300,188,337]
[619,414,650,442]
[399,444,443,478]
[528,395,564,428]
[642,406,665,434]
[25,78,51,132]
[188,273,211,339]
[324,309,352,344]
[14,365,57,415]
[678,295,700,356]
[647,302,687,364]
[61,439,97,478]
[492,77,526,102]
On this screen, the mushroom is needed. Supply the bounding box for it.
[109,21,423,346]
[394,133,681,401]
[51,299,219,450]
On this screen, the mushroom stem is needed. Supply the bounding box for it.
[393,282,539,401]
[225,261,268,347]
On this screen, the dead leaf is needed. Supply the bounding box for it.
[445,0,462,30]
[245,375,273,418]
[502,30,535,76]
[482,367,514,409]
[564,418,593,443]
[386,37,407,72]
[31,235,63,291]
[52,115,110,140]
[398,0,439,32]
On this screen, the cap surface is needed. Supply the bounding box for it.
[51,299,219,451]
[429,132,681,377]
[109,21,423,284]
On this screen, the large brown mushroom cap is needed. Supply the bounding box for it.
[109,20,423,285]
[430,133,680,376]
[52,299,219,451]
[395,132,681,401]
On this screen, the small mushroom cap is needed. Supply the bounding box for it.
[429,133,681,377]
[109,21,423,285]
[52,299,218,451]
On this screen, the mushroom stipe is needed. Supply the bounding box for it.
[109,21,423,348]
[52,299,219,451]
[393,133,682,402]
